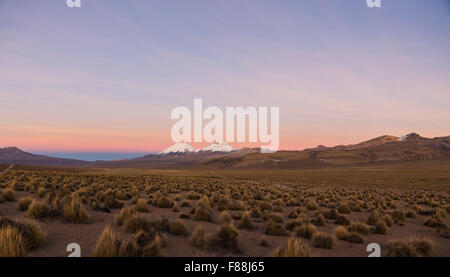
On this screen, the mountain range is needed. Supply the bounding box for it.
[1,133,449,169]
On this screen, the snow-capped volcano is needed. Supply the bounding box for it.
[159,143,195,155]
[198,142,237,153]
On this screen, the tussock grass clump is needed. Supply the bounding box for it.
[187,192,201,200]
[135,199,150,213]
[168,220,189,236]
[153,195,173,208]
[272,237,313,257]
[424,215,446,229]
[0,216,45,250]
[91,226,122,257]
[367,212,379,225]
[211,223,240,252]
[193,196,212,221]
[219,211,232,225]
[338,203,351,214]
[63,197,90,224]
[142,234,162,257]
[386,238,433,257]
[348,222,370,235]
[375,220,387,234]
[294,224,316,239]
[26,200,48,219]
[334,226,348,240]
[382,214,393,227]
[323,208,340,220]
[335,215,350,225]
[285,219,303,231]
[391,210,405,223]
[18,197,34,211]
[0,226,26,257]
[312,232,335,249]
[311,213,326,226]
[116,206,136,226]
[193,205,212,221]
[238,211,253,230]
[191,225,208,249]
[434,207,448,219]
[406,210,417,218]
[306,199,319,211]
[134,229,154,248]
[264,219,286,236]
[124,215,150,233]
[345,232,364,244]
[2,189,16,202]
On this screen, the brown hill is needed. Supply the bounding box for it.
[196,133,450,169]
[0,147,87,166]
[1,133,449,169]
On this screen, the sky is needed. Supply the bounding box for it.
[0,0,449,157]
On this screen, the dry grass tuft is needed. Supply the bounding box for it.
[273,236,314,257]
[0,226,27,257]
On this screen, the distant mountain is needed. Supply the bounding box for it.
[158,143,196,155]
[2,133,449,169]
[197,142,237,153]
[211,133,450,169]
[0,147,87,166]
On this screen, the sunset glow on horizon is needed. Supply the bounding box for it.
[1,0,449,155]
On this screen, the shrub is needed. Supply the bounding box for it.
[91,226,122,257]
[334,226,348,240]
[294,224,316,239]
[168,220,189,236]
[273,237,313,257]
[382,214,393,227]
[386,238,432,257]
[116,206,136,226]
[209,223,240,252]
[375,221,387,234]
[406,210,417,218]
[124,215,150,233]
[2,189,16,202]
[338,203,351,214]
[134,229,154,248]
[323,208,339,220]
[348,222,370,235]
[335,215,350,225]
[264,219,286,236]
[312,232,335,249]
[142,234,162,257]
[434,208,447,219]
[12,219,45,249]
[27,200,48,219]
[285,219,303,231]
[154,196,173,208]
[18,197,33,211]
[424,215,446,229]
[0,226,26,257]
[306,199,319,210]
[311,213,326,227]
[345,232,364,244]
[219,211,232,225]
[367,212,379,225]
[63,197,90,224]
[191,225,208,249]
[193,205,212,221]
[135,199,150,213]
[391,210,405,223]
[238,211,253,230]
